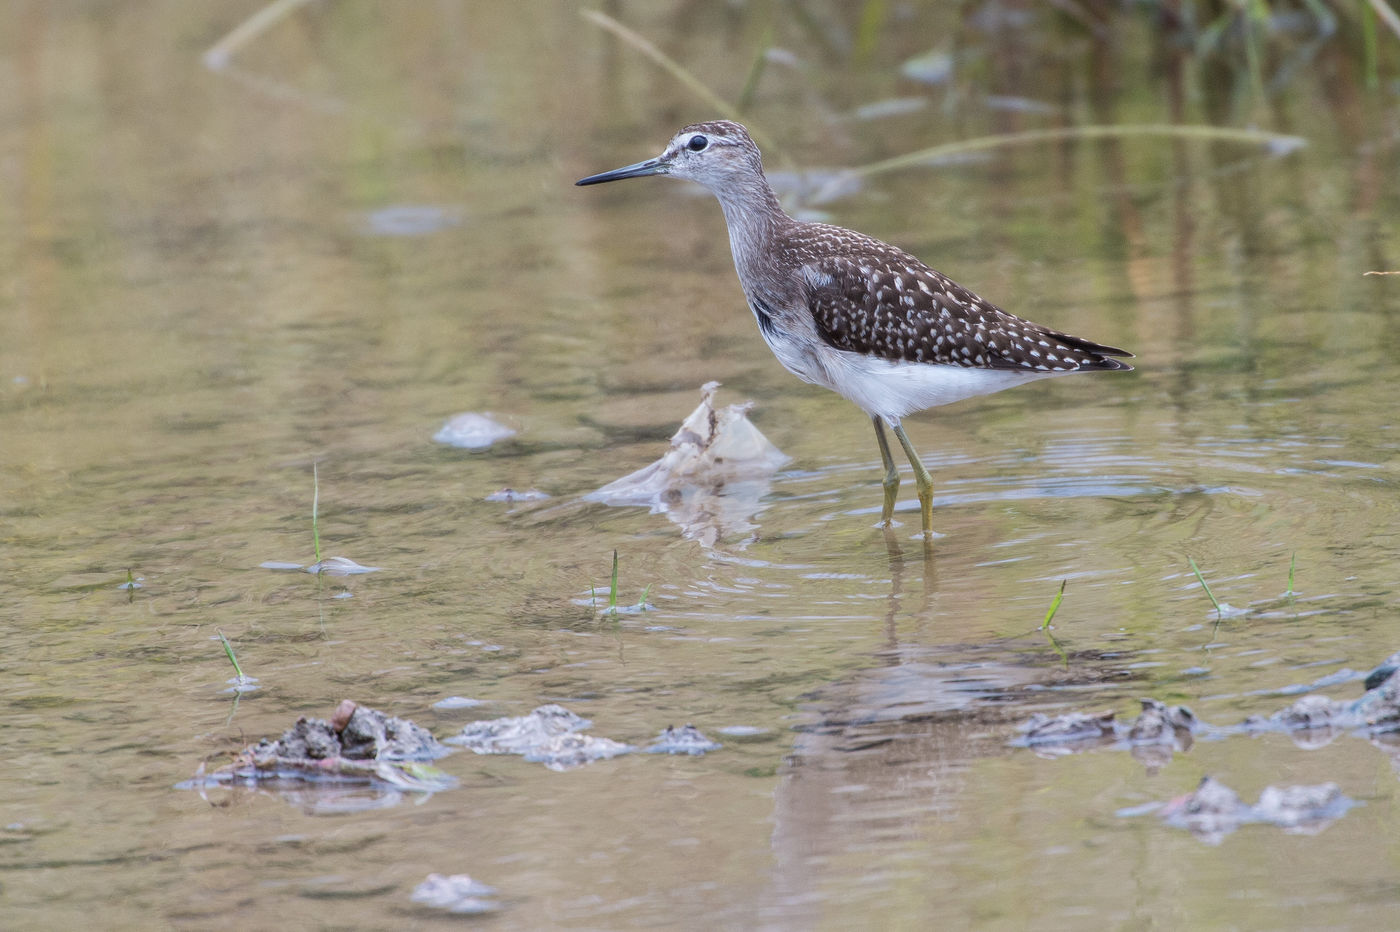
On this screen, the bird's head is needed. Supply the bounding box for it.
[576,120,764,193]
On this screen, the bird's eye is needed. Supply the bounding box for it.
[687,134,709,152]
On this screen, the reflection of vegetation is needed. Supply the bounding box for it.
[578,3,1373,203]
[1166,0,1400,90]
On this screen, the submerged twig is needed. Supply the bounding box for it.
[845,124,1306,181]
[203,0,318,71]
[1366,0,1400,42]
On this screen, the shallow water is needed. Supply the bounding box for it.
[3,2,1400,928]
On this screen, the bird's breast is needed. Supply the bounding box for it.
[745,293,835,391]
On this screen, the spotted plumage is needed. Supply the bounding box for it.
[787,229,1130,372]
[577,120,1133,537]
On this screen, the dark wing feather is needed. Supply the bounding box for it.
[792,228,1132,373]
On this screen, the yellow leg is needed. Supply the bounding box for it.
[872,416,900,526]
[891,420,934,537]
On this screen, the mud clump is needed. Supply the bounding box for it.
[411,873,500,915]
[179,700,456,804]
[1016,698,1195,768]
[253,699,449,763]
[445,704,633,771]
[1149,776,1356,844]
[646,724,722,755]
[1243,663,1400,738]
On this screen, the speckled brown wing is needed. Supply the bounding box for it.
[795,229,1132,373]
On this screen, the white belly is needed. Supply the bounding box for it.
[760,325,1062,420]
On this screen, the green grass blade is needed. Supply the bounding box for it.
[312,461,322,563]
[736,23,773,112]
[1286,551,1296,599]
[609,550,619,613]
[1188,556,1224,615]
[216,628,245,679]
[1041,580,1068,666]
[1042,580,1067,630]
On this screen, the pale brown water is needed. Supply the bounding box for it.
[3,2,1400,929]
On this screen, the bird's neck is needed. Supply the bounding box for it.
[711,176,791,293]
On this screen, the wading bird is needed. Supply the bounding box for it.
[578,121,1132,537]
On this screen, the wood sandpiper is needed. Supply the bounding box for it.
[577,120,1133,538]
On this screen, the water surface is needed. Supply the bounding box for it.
[2,2,1399,928]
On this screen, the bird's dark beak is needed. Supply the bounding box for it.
[575,156,668,186]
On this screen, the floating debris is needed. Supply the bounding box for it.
[259,556,381,576]
[646,724,722,756]
[524,733,632,771]
[1364,651,1400,691]
[1015,699,1195,756]
[1128,699,1198,746]
[587,382,788,503]
[307,556,381,576]
[1023,657,1400,758]
[716,725,769,738]
[178,701,456,808]
[485,487,550,504]
[851,97,928,121]
[586,382,789,546]
[1022,654,1400,835]
[224,674,260,695]
[1018,710,1117,749]
[1243,663,1400,738]
[1152,775,1244,845]
[445,704,634,771]
[433,696,487,710]
[448,704,588,753]
[362,205,461,237]
[410,873,500,915]
[900,48,953,85]
[984,94,1058,115]
[434,412,516,449]
[1136,776,1358,845]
